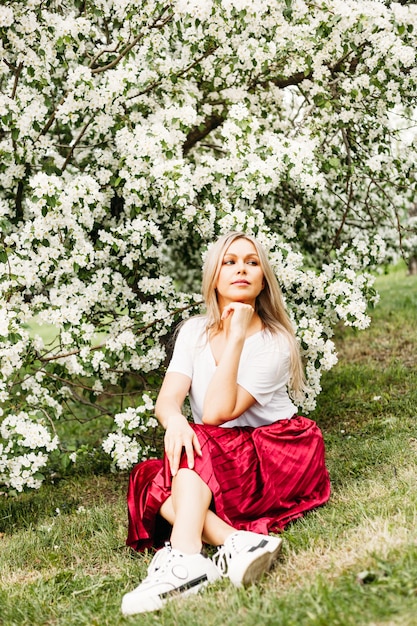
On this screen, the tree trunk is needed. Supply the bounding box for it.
[408,256,417,275]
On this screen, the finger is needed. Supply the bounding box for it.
[221,305,234,320]
[170,455,178,477]
[164,437,174,466]
[193,432,202,457]
[166,449,177,477]
[169,441,182,477]
[184,440,195,469]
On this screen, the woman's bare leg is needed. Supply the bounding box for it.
[159,468,235,552]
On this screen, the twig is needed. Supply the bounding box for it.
[90,7,173,74]
[44,370,147,398]
[39,407,59,439]
[60,115,94,172]
[175,45,219,80]
[38,300,203,363]
[88,43,122,73]
[330,180,354,250]
[36,92,68,140]
[11,62,23,99]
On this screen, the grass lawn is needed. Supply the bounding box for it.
[1,264,417,625]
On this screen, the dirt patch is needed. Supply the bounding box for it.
[1,567,58,586]
[334,322,417,368]
[271,467,417,591]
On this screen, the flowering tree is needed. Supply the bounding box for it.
[1,0,416,491]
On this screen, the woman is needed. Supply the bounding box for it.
[122,232,330,615]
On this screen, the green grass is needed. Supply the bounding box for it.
[1,265,417,625]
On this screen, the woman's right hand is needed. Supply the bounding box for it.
[221,301,255,338]
[164,414,202,476]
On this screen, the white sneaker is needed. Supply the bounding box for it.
[213,531,282,587]
[121,543,221,615]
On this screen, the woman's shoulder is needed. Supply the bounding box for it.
[256,327,292,352]
[177,315,208,336]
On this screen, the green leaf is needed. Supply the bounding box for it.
[32,472,45,482]
[46,195,57,207]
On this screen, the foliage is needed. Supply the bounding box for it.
[1,0,417,490]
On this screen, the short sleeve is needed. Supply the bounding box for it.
[237,333,291,406]
[166,318,206,379]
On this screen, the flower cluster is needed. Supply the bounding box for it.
[102,394,158,470]
[0,412,59,492]
[1,0,416,488]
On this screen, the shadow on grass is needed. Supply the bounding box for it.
[0,472,128,535]
[0,484,81,534]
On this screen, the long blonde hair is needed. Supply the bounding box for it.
[201,231,305,395]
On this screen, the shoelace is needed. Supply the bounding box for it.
[212,545,230,577]
[146,542,173,578]
[213,534,269,577]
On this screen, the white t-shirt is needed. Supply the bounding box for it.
[166,316,298,428]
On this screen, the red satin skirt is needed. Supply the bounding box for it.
[126,416,331,551]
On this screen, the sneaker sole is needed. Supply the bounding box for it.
[122,579,209,615]
[237,536,283,587]
[122,569,220,615]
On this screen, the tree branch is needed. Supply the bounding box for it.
[251,70,312,92]
[183,113,226,155]
[90,6,173,74]
[125,44,220,108]
[15,180,24,221]
[36,7,173,142]
[87,43,122,71]
[65,388,113,415]
[11,62,23,99]
[251,43,364,94]
[36,92,68,140]
[38,300,202,363]
[90,33,146,74]
[330,181,354,250]
[175,45,219,81]
[60,115,94,172]
[330,127,354,250]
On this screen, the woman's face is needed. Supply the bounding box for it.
[215,238,265,309]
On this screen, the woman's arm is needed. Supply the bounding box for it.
[202,303,258,425]
[155,372,202,476]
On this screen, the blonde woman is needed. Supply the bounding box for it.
[122,232,330,615]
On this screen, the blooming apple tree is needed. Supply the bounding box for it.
[1,0,417,490]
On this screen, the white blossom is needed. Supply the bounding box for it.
[0,0,415,490]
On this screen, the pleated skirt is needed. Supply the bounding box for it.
[126,416,331,552]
